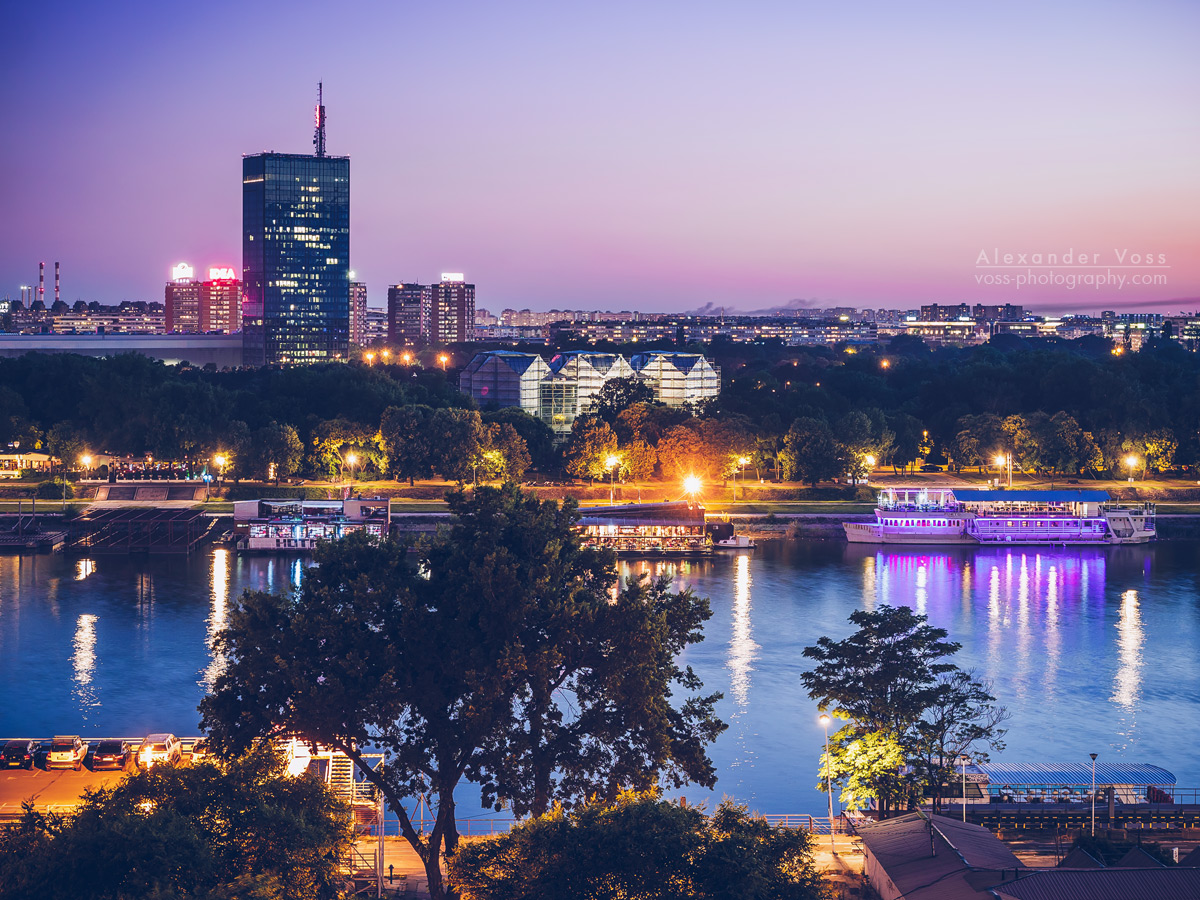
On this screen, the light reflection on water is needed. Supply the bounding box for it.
[0,541,1196,820]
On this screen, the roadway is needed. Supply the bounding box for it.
[0,764,128,815]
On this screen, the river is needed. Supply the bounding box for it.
[1,540,1197,818]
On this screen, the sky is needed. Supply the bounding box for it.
[1,0,1198,313]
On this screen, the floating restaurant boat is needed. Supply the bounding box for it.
[233,498,391,551]
[576,501,713,556]
[843,487,1154,545]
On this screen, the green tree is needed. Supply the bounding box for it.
[239,421,303,483]
[0,747,353,900]
[802,605,981,817]
[474,422,531,482]
[200,485,723,900]
[953,413,1006,473]
[448,792,825,900]
[779,417,840,487]
[44,423,85,478]
[818,728,907,812]
[564,416,619,482]
[590,376,655,422]
[1142,428,1178,474]
[380,404,434,484]
[308,418,385,480]
[428,407,485,482]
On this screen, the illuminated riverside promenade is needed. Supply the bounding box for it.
[0,540,1197,820]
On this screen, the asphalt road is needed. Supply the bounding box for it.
[0,763,129,814]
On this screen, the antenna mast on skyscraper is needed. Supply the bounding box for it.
[314,82,327,157]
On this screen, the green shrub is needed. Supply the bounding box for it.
[35,478,74,499]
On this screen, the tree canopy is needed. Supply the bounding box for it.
[803,606,1007,816]
[0,748,353,900]
[199,483,724,900]
[447,791,826,900]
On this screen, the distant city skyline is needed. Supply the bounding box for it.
[2,0,1197,312]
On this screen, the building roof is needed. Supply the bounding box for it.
[1111,846,1163,868]
[1181,847,1200,868]
[954,490,1111,503]
[859,813,1023,899]
[969,763,1175,786]
[1057,847,1105,869]
[990,868,1200,899]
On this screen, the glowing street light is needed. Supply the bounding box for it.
[345,452,358,486]
[683,474,702,498]
[1124,455,1139,482]
[880,359,890,369]
[80,454,92,469]
[819,714,835,856]
[400,351,413,365]
[365,351,375,364]
[438,354,450,371]
[381,349,390,362]
[605,454,620,504]
[994,451,1012,488]
[736,455,749,501]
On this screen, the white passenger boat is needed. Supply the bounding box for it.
[843,488,1154,545]
[714,534,757,550]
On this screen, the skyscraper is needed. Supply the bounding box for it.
[430,274,475,344]
[201,267,242,334]
[387,282,431,345]
[242,86,350,365]
[165,263,200,333]
[349,281,367,346]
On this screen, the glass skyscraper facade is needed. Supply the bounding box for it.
[242,152,350,365]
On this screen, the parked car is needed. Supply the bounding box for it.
[138,733,182,768]
[919,464,944,472]
[90,739,133,771]
[1,739,37,769]
[189,738,211,763]
[46,735,87,770]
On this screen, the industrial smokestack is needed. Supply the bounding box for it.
[39,262,45,303]
[55,262,60,304]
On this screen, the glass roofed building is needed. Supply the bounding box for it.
[460,350,719,434]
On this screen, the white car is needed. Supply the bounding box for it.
[138,733,182,768]
[47,735,86,771]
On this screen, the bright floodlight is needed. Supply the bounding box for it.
[605,455,620,469]
[1125,455,1138,468]
[819,714,831,728]
[683,475,702,495]
[738,456,749,465]
[865,454,876,467]
[80,454,92,467]
[346,453,358,466]
[994,455,1006,467]
[214,454,227,467]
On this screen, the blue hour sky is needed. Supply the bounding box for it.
[1,0,1197,312]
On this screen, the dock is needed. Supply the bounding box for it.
[69,507,213,554]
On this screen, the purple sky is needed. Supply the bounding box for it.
[2,0,1198,313]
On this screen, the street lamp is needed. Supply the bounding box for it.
[401,351,413,365]
[214,454,227,484]
[1124,455,1138,483]
[1090,753,1098,836]
[683,474,701,500]
[819,714,835,856]
[959,755,970,822]
[381,349,390,363]
[345,452,358,489]
[605,454,620,505]
[994,452,1012,488]
[438,354,449,371]
[737,456,749,500]
[365,351,375,364]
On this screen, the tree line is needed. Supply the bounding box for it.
[3,332,1198,485]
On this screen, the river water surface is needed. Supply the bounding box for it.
[1,540,1197,818]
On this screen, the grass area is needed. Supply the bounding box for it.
[704,502,876,515]
[0,500,90,513]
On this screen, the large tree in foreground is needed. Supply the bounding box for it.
[448,791,826,900]
[803,606,1006,817]
[0,748,352,900]
[200,484,724,900]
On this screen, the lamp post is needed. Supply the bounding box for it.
[737,456,749,500]
[863,454,876,486]
[1090,753,1098,836]
[994,452,1012,488]
[438,353,449,371]
[819,714,835,856]
[605,454,620,505]
[345,452,358,493]
[1124,455,1138,483]
[959,755,970,822]
[683,475,701,503]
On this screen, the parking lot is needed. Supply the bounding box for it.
[0,763,129,815]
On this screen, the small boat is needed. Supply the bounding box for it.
[714,534,756,550]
